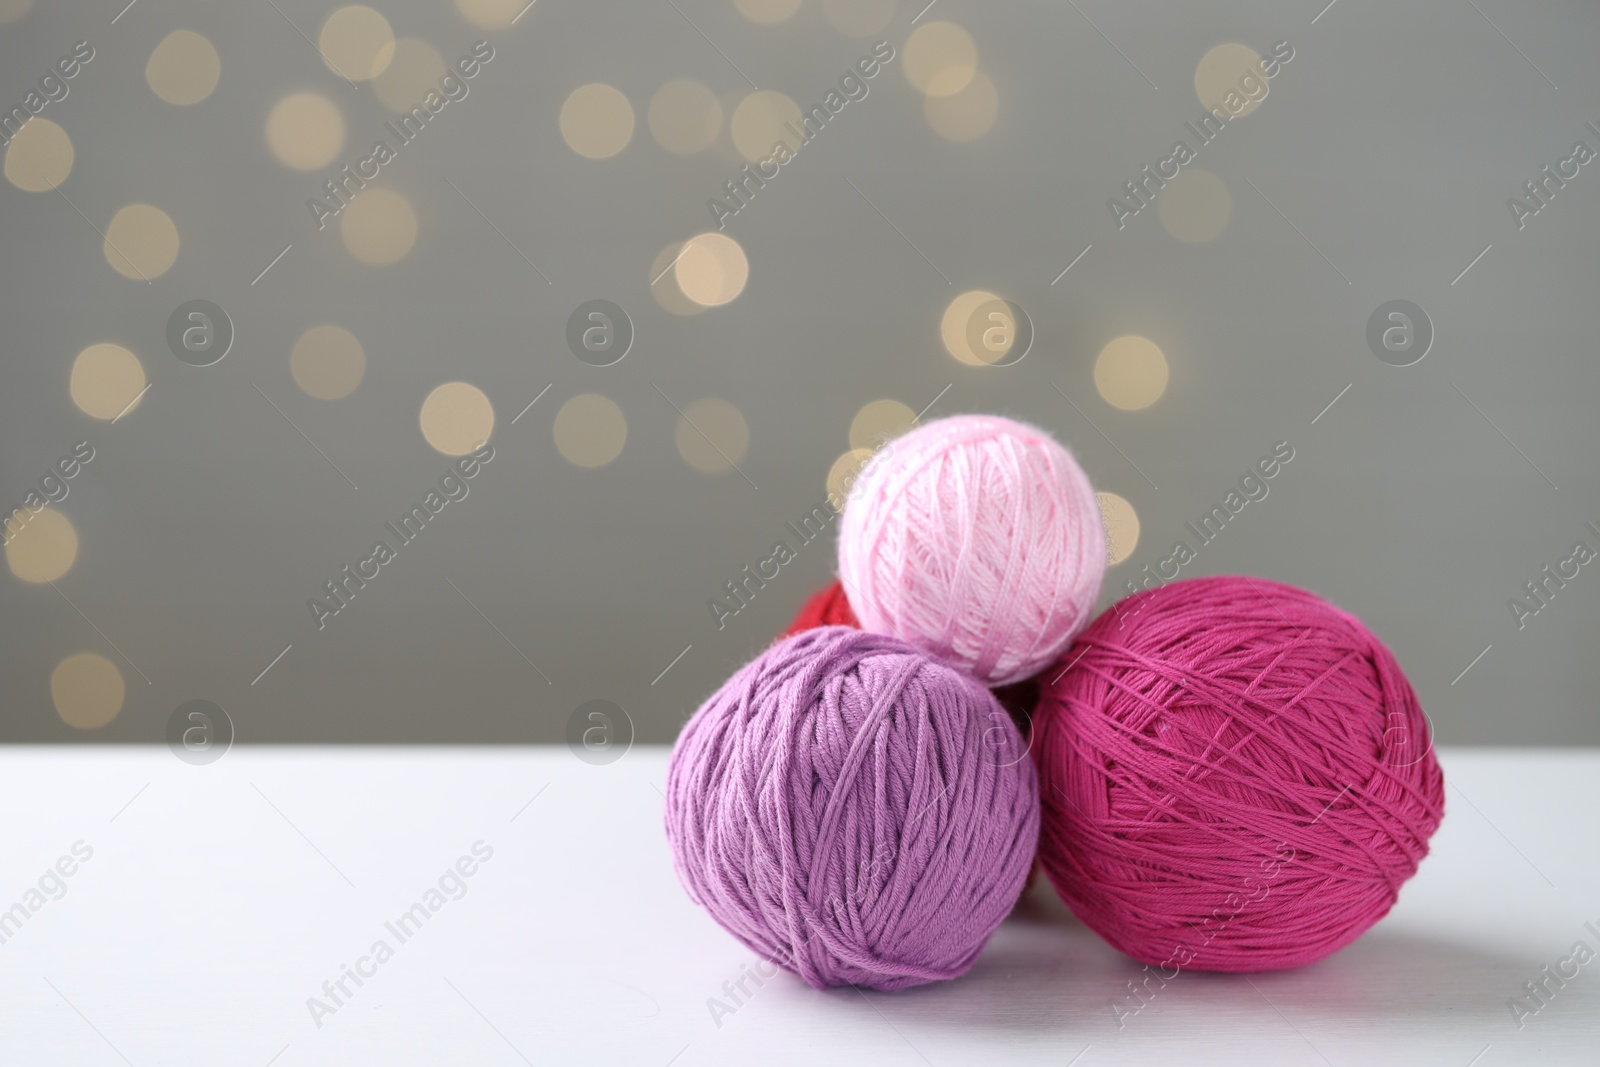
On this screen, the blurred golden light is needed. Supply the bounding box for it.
[559,83,635,160]
[340,187,417,265]
[675,232,749,307]
[320,5,395,81]
[1195,43,1267,118]
[939,288,1001,366]
[729,90,802,163]
[455,0,524,31]
[904,21,977,97]
[734,0,802,24]
[925,69,997,142]
[675,398,750,474]
[648,79,722,155]
[1096,491,1140,566]
[849,399,916,451]
[103,203,179,280]
[420,381,494,456]
[1158,167,1231,244]
[291,325,366,400]
[374,38,447,112]
[3,117,73,192]
[145,29,221,105]
[0,0,32,26]
[1095,336,1169,411]
[827,448,874,509]
[649,241,708,317]
[266,91,345,171]
[822,0,895,37]
[553,393,627,468]
[5,506,78,584]
[70,343,146,421]
[50,653,125,730]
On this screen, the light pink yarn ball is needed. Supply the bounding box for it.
[837,414,1106,686]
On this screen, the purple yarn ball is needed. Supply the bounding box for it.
[665,626,1040,991]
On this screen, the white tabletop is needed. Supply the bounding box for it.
[1,746,1595,1066]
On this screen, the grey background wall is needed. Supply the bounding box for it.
[2,0,1595,746]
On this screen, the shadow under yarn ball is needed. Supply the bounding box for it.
[1033,576,1444,973]
[665,626,1040,991]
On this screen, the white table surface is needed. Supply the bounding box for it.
[0,746,1595,1066]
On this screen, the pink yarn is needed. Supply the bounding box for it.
[665,626,1039,991]
[1033,576,1444,972]
[837,414,1106,686]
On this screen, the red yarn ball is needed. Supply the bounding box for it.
[782,581,861,635]
[783,581,1042,731]
[1033,576,1444,972]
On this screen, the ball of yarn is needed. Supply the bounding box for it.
[1033,576,1444,972]
[783,579,1042,735]
[837,414,1106,686]
[781,580,860,636]
[665,626,1039,990]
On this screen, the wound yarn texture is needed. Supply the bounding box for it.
[782,580,861,636]
[1032,576,1444,972]
[837,414,1105,686]
[665,626,1039,990]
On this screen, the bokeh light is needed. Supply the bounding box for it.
[70,343,146,421]
[50,653,125,730]
[455,0,524,31]
[904,21,977,97]
[291,325,366,400]
[648,79,722,156]
[145,29,221,105]
[3,117,73,191]
[553,393,627,468]
[374,39,447,112]
[925,70,997,142]
[822,0,895,37]
[103,203,179,280]
[1096,491,1140,566]
[729,90,802,163]
[849,399,916,451]
[559,83,635,160]
[675,232,749,307]
[1195,43,1267,118]
[5,506,78,584]
[939,288,1001,366]
[827,448,873,509]
[320,5,396,81]
[734,0,803,23]
[266,92,345,171]
[675,398,750,474]
[420,382,494,456]
[1095,336,1169,411]
[340,188,417,265]
[649,240,708,317]
[1158,168,1231,243]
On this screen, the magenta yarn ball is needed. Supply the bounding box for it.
[665,627,1039,991]
[837,414,1106,686]
[1033,576,1445,973]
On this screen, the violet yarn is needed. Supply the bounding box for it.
[665,626,1039,991]
[1033,576,1445,972]
[837,413,1106,686]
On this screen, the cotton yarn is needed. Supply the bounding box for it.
[837,414,1106,687]
[665,626,1039,990]
[1033,576,1444,972]
[781,580,860,636]
[783,579,1042,735]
